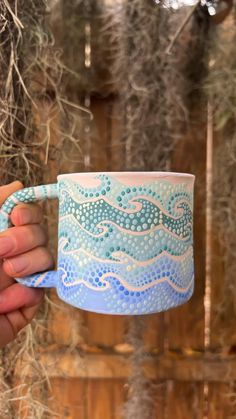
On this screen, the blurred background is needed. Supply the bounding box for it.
[0,0,236,417]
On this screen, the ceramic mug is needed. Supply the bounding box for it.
[0,172,195,315]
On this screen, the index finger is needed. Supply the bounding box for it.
[0,181,23,207]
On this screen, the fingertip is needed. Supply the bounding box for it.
[2,181,23,192]
[10,207,22,226]
[11,206,28,226]
[11,204,43,226]
[10,181,24,189]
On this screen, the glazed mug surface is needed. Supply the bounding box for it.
[0,172,195,315]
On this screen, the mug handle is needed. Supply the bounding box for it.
[0,183,59,288]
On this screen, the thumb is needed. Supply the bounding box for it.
[0,283,44,313]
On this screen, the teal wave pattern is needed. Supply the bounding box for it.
[59,190,192,240]
[60,214,191,262]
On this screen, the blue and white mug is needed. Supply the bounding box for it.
[0,172,195,315]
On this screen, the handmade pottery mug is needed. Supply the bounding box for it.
[0,172,195,315]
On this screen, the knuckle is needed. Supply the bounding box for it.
[1,225,48,257]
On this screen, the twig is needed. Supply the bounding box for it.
[59,97,93,119]
[166,0,202,54]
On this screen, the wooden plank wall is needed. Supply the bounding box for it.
[18,93,235,418]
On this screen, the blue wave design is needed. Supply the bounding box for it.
[58,247,193,290]
[56,253,194,314]
[58,279,194,314]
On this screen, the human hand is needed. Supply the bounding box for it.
[0,182,54,348]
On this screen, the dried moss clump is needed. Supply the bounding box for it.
[102,0,209,171]
[123,318,157,419]
[0,0,84,186]
[98,1,210,417]
[0,1,84,418]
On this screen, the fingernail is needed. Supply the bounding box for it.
[18,207,31,224]
[6,256,29,274]
[0,236,14,256]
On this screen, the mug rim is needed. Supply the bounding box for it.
[58,171,195,180]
